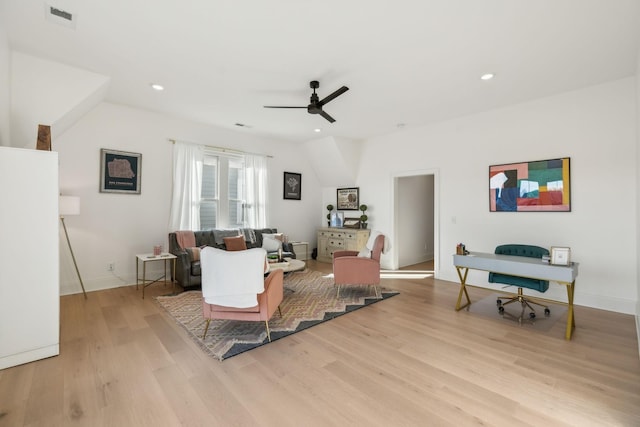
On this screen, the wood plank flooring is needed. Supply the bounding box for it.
[1,260,639,426]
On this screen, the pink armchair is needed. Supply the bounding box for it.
[200,247,283,342]
[333,234,385,298]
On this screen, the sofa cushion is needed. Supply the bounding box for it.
[224,235,247,251]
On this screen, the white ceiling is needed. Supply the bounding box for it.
[3,0,640,142]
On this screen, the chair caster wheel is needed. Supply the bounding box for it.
[544,308,551,316]
[529,312,536,319]
[496,299,502,306]
[498,306,505,313]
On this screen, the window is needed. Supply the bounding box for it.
[227,158,245,228]
[169,141,267,231]
[200,156,218,229]
[200,151,249,230]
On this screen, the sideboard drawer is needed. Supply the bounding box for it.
[327,238,344,249]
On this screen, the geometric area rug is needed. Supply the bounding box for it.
[155,269,399,361]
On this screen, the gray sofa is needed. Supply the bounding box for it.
[168,228,295,290]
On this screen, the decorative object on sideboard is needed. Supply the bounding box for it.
[343,217,360,228]
[59,195,87,299]
[100,148,142,194]
[359,204,368,229]
[283,171,301,200]
[326,204,334,226]
[330,211,344,227]
[337,187,359,210]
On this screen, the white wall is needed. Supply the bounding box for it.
[0,18,10,146]
[358,77,638,314]
[55,102,322,295]
[10,52,109,149]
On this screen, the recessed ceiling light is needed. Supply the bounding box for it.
[480,73,495,81]
[150,83,164,91]
[314,128,321,133]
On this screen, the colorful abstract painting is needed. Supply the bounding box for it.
[489,158,571,212]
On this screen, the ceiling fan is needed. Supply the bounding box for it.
[264,80,349,123]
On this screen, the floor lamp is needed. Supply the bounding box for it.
[59,196,87,299]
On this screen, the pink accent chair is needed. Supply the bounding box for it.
[200,247,283,342]
[332,234,385,298]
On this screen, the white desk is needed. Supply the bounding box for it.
[453,252,579,340]
[136,253,177,299]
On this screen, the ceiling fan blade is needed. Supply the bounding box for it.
[319,110,336,123]
[264,106,307,109]
[318,86,349,106]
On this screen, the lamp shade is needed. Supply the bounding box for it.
[59,196,80,216]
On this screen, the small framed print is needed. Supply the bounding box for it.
[343,217,360,229]
[283,172,301,200]
[551,247,571,265]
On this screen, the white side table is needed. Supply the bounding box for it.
[135,253,177,299]
[289,241,309,260]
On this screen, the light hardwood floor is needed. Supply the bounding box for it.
[1,260,639,426]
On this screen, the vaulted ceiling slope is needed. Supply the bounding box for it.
[2,0,640,142]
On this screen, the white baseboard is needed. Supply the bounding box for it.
[0,344,59,370]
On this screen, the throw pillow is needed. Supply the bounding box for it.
[186,247,201,261]
[224,235,247,251]
[262,236,282,252]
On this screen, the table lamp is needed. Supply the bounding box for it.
[59,195,87,298]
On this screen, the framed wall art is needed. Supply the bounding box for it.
[337,187,359,210]
[100,148,141,194]
[283,172,301,200]
[489,157,571,212]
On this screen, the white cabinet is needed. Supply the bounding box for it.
[0,147,59,370]
[316,227,370,263]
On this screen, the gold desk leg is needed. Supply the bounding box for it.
[135,257,139,290]
[564,281,576,340]
[455,267,471,311]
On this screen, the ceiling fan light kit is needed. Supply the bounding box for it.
[264,80,349,123]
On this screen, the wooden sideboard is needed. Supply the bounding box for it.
[316,227,370,263]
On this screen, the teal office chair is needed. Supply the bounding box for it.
[488,244,551,323]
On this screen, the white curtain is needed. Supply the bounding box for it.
[243,154,268,228]
[168,141,204,231]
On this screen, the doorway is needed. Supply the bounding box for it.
[391,169,439,276]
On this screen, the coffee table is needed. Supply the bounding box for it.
[268,258,305,273]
